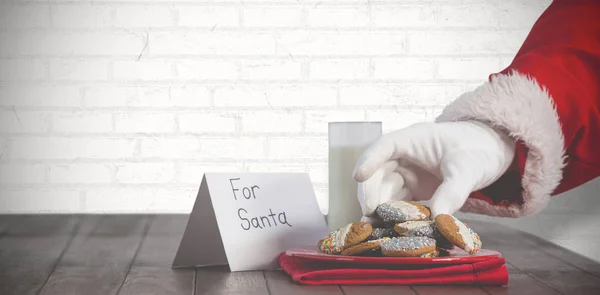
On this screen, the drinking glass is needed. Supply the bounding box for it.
[327,122,382,231]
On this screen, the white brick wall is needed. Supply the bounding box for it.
[0,0,551,216]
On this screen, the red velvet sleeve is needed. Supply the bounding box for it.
[498,0,600,194]
[436,0,600,217]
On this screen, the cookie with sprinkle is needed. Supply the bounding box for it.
[318,222,373,255]
[434,214,482,255]
[375,201,430,224]
[380,237,437,257]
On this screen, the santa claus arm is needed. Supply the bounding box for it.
[435,0,600,217]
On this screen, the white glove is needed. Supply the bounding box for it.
[353,121,516,218]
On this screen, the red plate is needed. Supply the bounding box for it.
[286,246,502,265]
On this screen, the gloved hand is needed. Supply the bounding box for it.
[353,121,516,218]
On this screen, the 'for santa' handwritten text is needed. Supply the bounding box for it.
[229,178,292,231]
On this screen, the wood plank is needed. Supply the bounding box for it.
[0,215,80,295]
[515,232,600,278]
[501,249,580,272]
[264,270,343,295]
[0,214,80,236]
[39,215,151,295]
[477,231,581,273]
[195,266,269,295]
[483,273,562,295]
[119,215,194,295]
[465,219,600,278]
[507,264,529,278]
[119,268,194,295]
[459,219,600,293]
[130,214,188,268]
[341,285,416,295]
[411,285,488,295]
[527,270,600,294]
[461,219,520,237]
[0,216,9,235]
[1,214,598,295]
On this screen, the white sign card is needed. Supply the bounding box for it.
[172,173,329,272]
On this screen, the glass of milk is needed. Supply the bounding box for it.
[327,122,382,231]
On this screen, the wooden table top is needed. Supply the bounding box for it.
[1,214,599,295]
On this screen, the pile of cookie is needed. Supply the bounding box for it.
[318,200,482,258]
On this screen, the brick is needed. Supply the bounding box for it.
[243,7,303,27]
[409,31,528,55]
[177,163,243,184]
[241,111,302,133]
[0,59,46,81]
[49,59,110,81]
[140,137,265,159]
[465,82,485,92]
[553,238,600,258]
[304,110,366,133]
[50,111,113,133]
[115,163,176,183]
[340,83,465,106]
[500,56,515,68]
[178,6,239,27]
[0,85,81,107]
[149,31,276,55]
[373,58,434,80]
[5,137,137,160]
[214,85,337,107]
[0,5,50,29]
[372,5,436,27]
[82,86,145,107]
[199,137,266,160]
[365,109,432,133]
[340,85,392,106]
[0,32,17,55]
[0,163,46,184]
[114,6,175,27]
[268,137,327,159]
[168,86,212,107]
[140,138,199,159]
[213,86,268,107]
[437,58,501,80]
[245,163,305,173]
[82,86,210,107]
[278,31,407,55]
[373,58,435,80]
[51,6,112,28]
[497,2,548,29]
[538,183,600,214]
[0,110,48,133]
[240,60,301,80]
[178,112,237,133]
[114,112,175,133]
[176,60,237,80]
[114,60,173,81]
[48,163,112,184]
[306,6,369,27]
[16,31,145,56]
[84,187,196,213]
[0,189,82,213]
[306,162,328,184]
[437,5,498,27]
[309,59,370,80]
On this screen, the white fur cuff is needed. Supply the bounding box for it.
[435,71,566,217]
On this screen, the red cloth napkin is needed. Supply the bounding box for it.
[278,252,508,286]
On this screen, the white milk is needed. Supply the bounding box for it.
[327,146,368,231]
[327,122,381,231]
